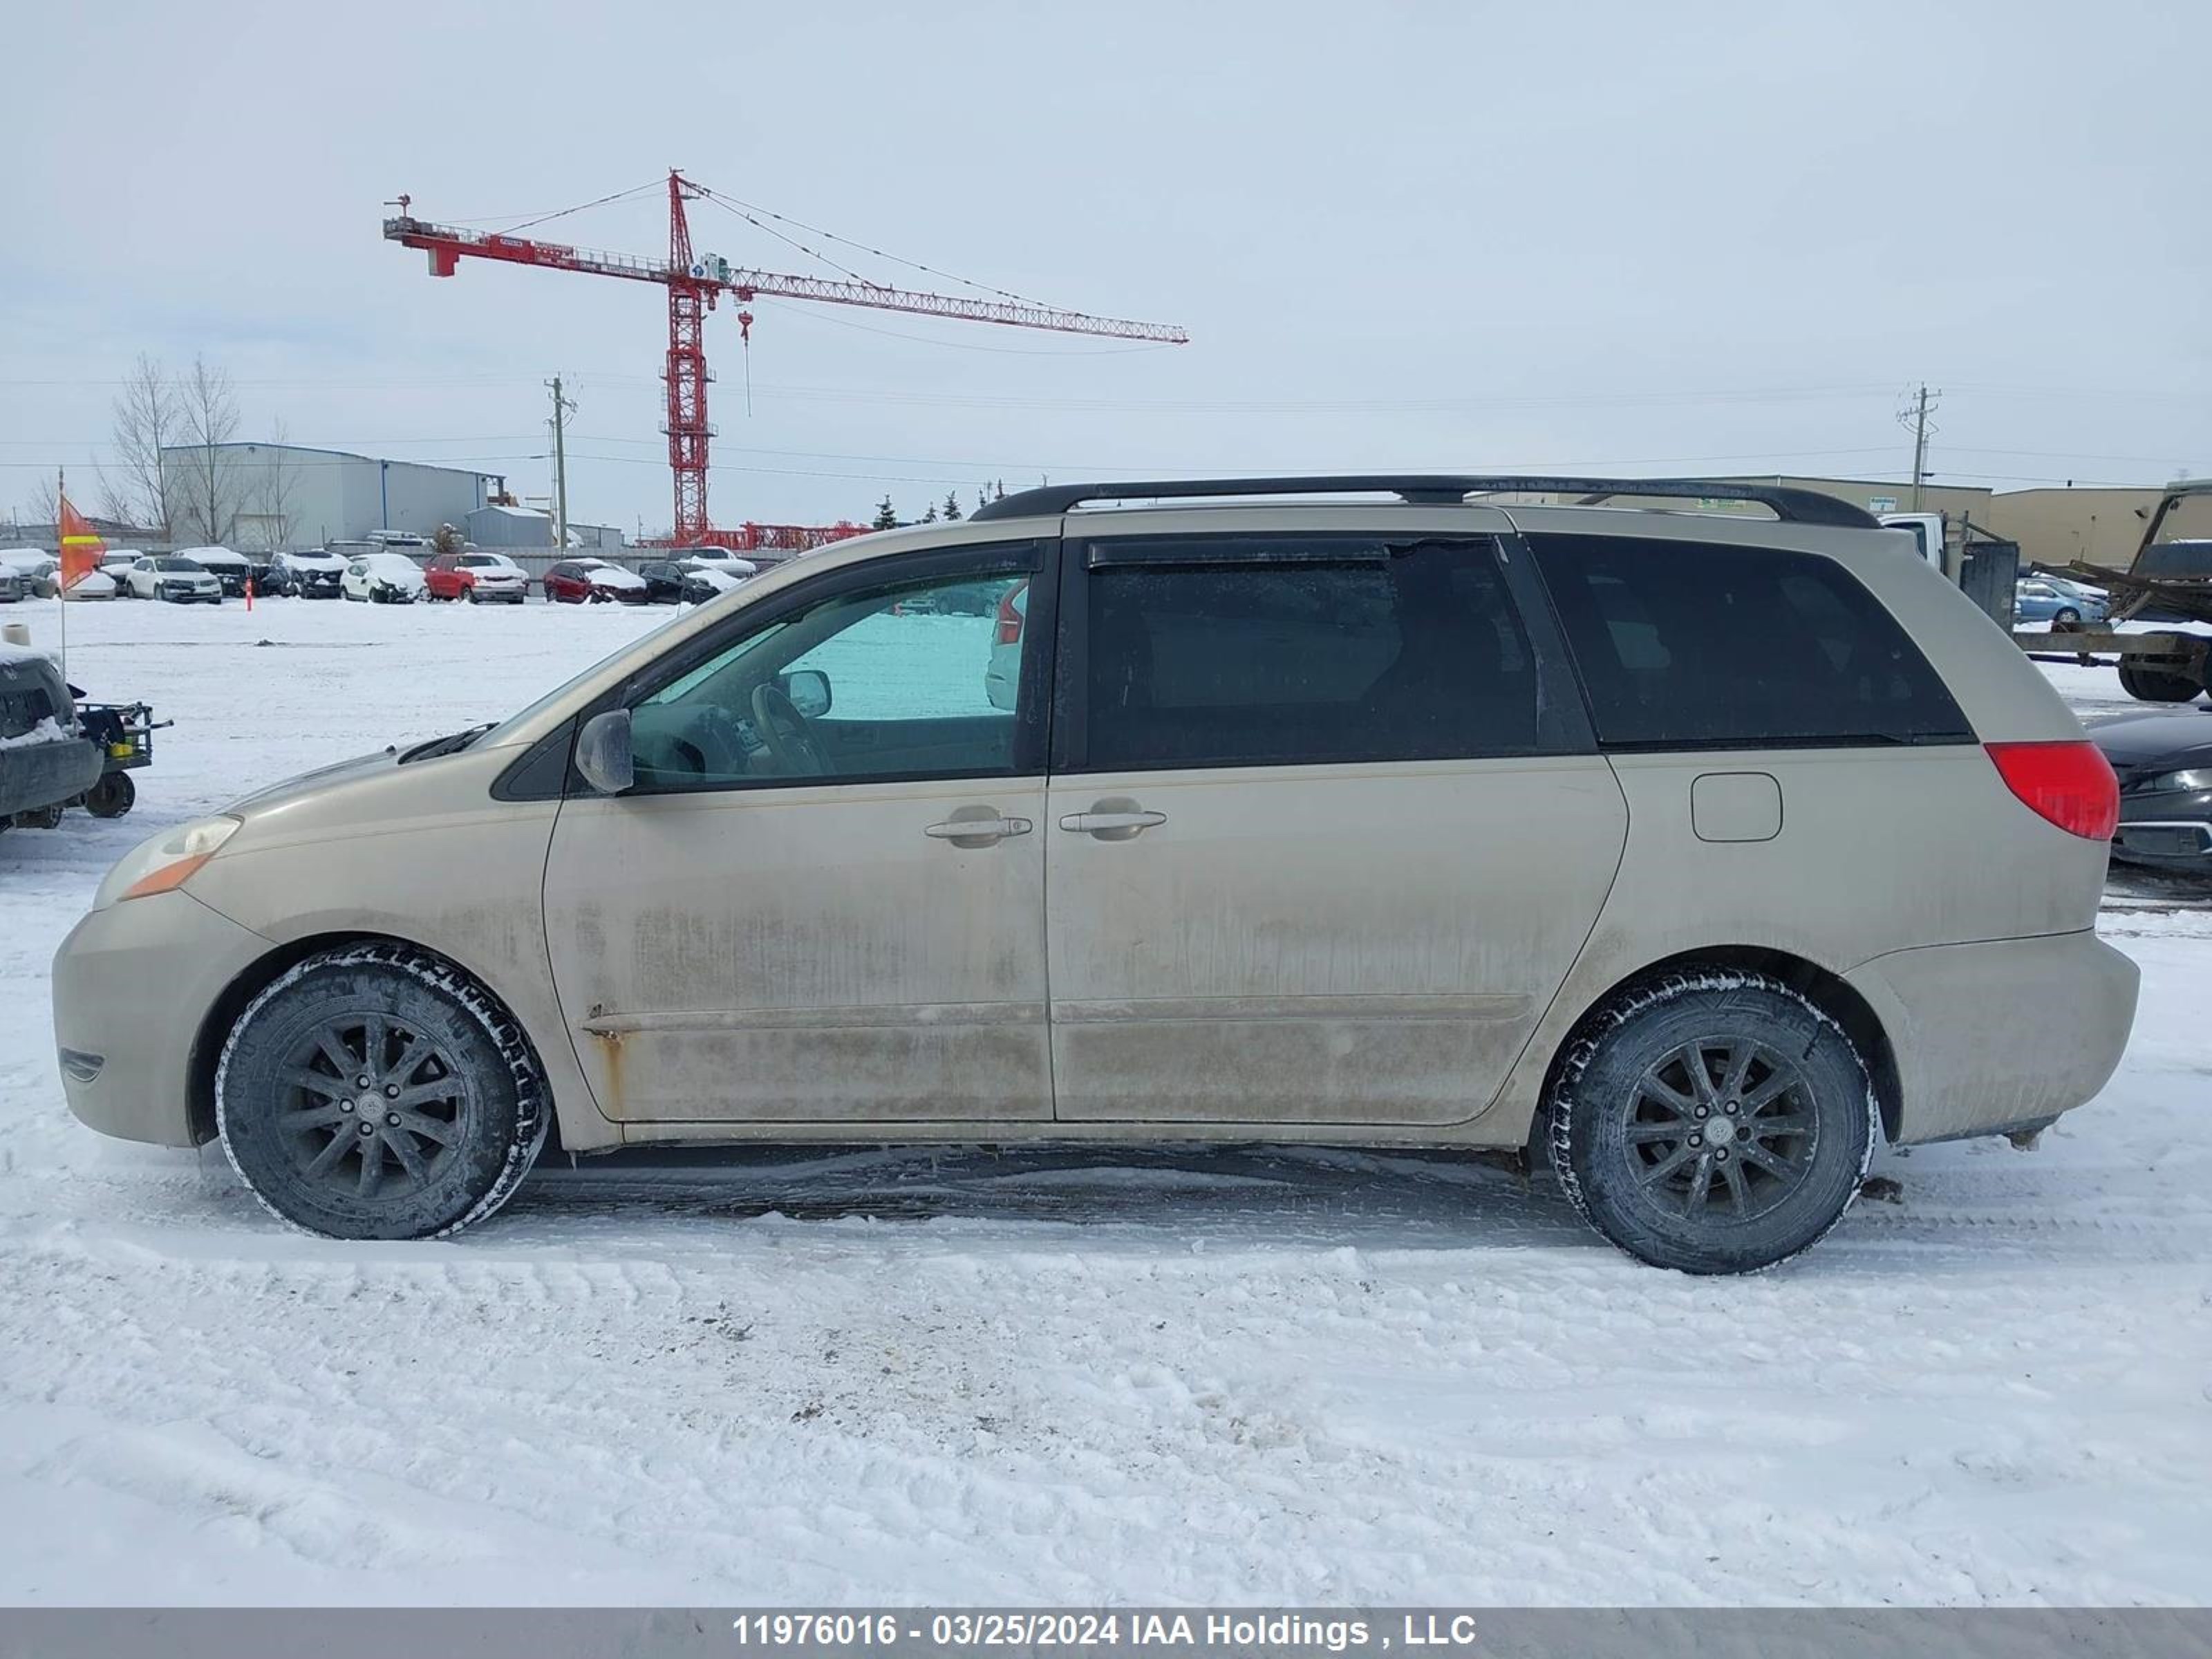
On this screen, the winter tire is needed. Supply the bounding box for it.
[217,943,549,1239]
[83,771,135,818]
[1547,971,1875,1274]
[2052,606,2081,627]
[2117,660,2202,704]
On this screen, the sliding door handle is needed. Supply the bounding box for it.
[924,812,1032,848]
[1058,808,1167,841]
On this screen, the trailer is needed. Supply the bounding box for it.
[2014,480,2212,703]
[64,697,167,818]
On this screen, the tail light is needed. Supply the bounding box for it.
[995,581,1029,646]
[1986,741,2119,841]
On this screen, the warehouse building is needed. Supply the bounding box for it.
[1478,472,2208,578]
[464,505,624,552]
[158,443,505,550]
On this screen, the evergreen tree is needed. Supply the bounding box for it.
[921,504,938,523]
[872,495,898,530]
[977,488,988,515]
[942,491,964,522]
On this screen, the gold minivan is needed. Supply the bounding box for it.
[52,477,2139,1271]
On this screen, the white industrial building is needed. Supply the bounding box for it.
[465,504,625,552]
[158,443,505,550]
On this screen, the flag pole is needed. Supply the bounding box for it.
[55,466,68,689]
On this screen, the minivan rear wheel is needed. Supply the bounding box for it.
[1546,972,1875,1274]
[216,943,548,1239]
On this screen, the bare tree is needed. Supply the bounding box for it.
[16,473,62,531]
[247,419,301,550]
[175,355,243,545]
[99,354,180,537]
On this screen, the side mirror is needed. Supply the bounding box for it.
[782,668,832,719]
[574,709,635,795]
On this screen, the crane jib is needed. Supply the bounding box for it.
[379,171,1187,543]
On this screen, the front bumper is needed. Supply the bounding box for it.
[2110,787,2212,867]
[51,889,272,1147]
[1845,929,2139,1145]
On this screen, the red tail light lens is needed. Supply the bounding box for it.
[1986,741,2119,841]
[995,580,1029,646]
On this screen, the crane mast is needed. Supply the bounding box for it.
[383,170,1189,545]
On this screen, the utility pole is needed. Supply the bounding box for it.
[1900,384,1941,510]
[546,375,577,550]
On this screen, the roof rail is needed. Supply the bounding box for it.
[969,475,1881,529]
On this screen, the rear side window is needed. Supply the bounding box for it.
[1079,536,1539,770]
[1530,533,1971,749]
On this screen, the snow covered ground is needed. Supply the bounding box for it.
[1,593,2208,1606]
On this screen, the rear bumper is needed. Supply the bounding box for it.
[1,736,104,818]
[1846,929,2138,1145]
[51,890,272,1147]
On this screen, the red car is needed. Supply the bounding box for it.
[543,558,650,605]
[424,551,529,604]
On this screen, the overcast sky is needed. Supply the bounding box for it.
[6,1,2208,535]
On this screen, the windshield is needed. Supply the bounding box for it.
[158,558,205,572]
[477,609,695,747]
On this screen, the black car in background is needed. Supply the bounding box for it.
[636,559,731,605]
[2092,709,2212,869]
[635,559,688,603]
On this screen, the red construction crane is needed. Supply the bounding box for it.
[383,171,1189,546]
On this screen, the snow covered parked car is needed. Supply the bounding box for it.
[1,549,116,601]
[176,545,255,599]
[543,557,649,604]
[52,475,2139,1269]
[121,555,222,603]
[59,568,117,601]
[423,551,528,604]
[270,549,348,599]
[341,552,427,604]
[0,547,51,599]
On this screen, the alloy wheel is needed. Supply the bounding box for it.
[275,1011,471,1199]
[1622,1037,1817,1220]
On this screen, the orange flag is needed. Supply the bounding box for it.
[58,496,104,591]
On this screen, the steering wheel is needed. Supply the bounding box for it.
[749,682,827,776]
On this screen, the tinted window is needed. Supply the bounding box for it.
[1080,536,1537,771]
[1530,533,1970,749]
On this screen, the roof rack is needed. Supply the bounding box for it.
[969,474,1880,529]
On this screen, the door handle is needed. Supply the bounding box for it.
[1058,807,1167,841]
[924,811,1033,848]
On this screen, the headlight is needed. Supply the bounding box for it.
[93,816,241,910]
[2141,769,2212,794]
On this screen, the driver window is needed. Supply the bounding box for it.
[628,561,1034,791]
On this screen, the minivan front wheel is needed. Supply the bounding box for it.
[216,943,548,1239]
[1547,972,1875,1274]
